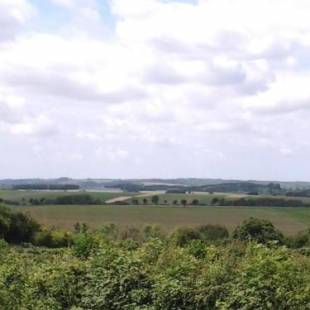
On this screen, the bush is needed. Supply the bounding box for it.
[217,244,310,309]
[142,225,165,241]
[197,224,229,241]
[0,207,11,239]
[0,222,310,309]
[0,239,8,252]
[73,233,99,258]
[171,227,202,246]
[5,212,41,244]
[81,247,153,309]
[186,239,207,258]
[233,217,284,244]
[286,229,310,249]
[100,223,119,240]
[0,206,41,244]
[34,229,72,248]
[120,227,142,242]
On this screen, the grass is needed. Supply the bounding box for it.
[13,204,310,235]
[0,190,130,203]
[130,192,310,205]
[3,189,310,235]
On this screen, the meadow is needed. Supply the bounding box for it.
[0,189,308,235]
[13,204,310,235]
[0,189,129,203]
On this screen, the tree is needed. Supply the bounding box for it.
[6,212,41,244]
[181,199,187,207]
[143,198,148,204]
[192,199,199,206]
[233,217,284,244]
[151,195,159,205]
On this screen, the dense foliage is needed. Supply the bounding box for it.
[0,237,310,309]
[0,205,310,309]
[0,205,40,243]
[214,197,309,208]
[29,194,102,206]
[12,184,80,190]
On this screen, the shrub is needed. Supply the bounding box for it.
[0,239,8,252]
[142,225,165,241]
[186,239,207,258]
[100,223,119,240]
[0,206,41,244]
[81,248,154,309]
[120,226,142,242]
[233,217,284,244]
[197,224,229,241]
[34,229,72,248]
[286,229,310,248]
[0,207,11,239]
[5,212,41,244]
[171,227,202,246]
[73,233,99,258]
[217,244,310,309]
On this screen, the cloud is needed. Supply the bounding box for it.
[0,0,33,42]
[1,0,310,179]
[9,115,57,137]
[50,0,75,9]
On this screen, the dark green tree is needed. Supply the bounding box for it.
[233,217,284,244]
[151,195,159,204]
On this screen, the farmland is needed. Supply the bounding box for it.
[10,204,309,235]
[0,189,130,203]
[0,189,308,235]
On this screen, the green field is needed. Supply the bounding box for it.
[13,204,310,235]
[0,190,129,203]
[2,189,310,235]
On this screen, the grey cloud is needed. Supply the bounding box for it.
[0,102,21,124]
[143,64,188,85]
[4,69,148,104]
[150,37,194,55]
[204,63,246,86]
[253,98,310,115]
[0,1,33,42]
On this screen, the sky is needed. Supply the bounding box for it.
[1,0,310,181]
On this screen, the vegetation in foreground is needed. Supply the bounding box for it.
[1,205,310,309]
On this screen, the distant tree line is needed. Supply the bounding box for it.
[105,181,286,195]
[13,184,80,190]
[286,189,310,197]
[133,195,309,208]
[28,194,101,206]
[211,197,309,208]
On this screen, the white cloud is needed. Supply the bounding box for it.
[0,0,34,41]
[1,0,310,179]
